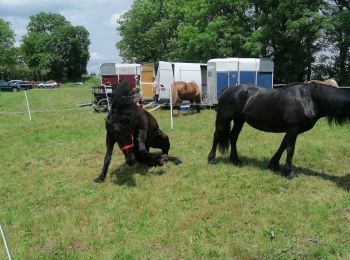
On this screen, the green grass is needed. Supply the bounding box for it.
[1,78,350,259]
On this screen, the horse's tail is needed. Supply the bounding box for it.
[191,81,201,104]
[214,87,238,153]
[215,109,232,154]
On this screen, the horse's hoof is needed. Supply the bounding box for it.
[286,174,295,180]
[283,169,296,180]
[173,158,182,165]
[268,163,280,172]
[94,177,104,183]
[157,158,165,166]
[230,159,242,166]
[208,158,217,165]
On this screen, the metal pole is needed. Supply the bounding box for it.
[0,224,12,260]
[104,85,110,112]
[24,90,32,121]
[170,84,173,129]
[117,65,120,82]
[255,59,258,85]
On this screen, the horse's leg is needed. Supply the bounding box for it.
[195,96,201,113]
[229,120,244,165]
[268,135,287,171]
[160,154,183,165]
[208,131,219,164]
[148,129,170,155]
[137,129,147,151]
[283,129,299,179]
[94,131,115,183]
[159,130,170,154]
[136,129,164,166]
[177,99,182,116]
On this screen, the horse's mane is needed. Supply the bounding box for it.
[278,82,306,89]
[111,80,134,109]
[308,83,350,126]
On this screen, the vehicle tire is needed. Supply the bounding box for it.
[12,88,18,92]
[96,98,109,113]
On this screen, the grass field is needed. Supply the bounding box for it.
[1,78,350,259]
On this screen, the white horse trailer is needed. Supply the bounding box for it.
[207,58,274,105]
[156,61,207,102]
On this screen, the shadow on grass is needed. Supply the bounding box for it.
[109,163,166,187]
[214,155,350,192]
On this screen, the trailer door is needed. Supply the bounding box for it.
[158,61,174,100]
[141,63,154,99]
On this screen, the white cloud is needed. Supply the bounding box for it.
[90,52,105,60]
[107,11,125,28]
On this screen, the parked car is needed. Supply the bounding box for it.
[38,80,59,88]
[0,80,21,92]
[9,80,34,90]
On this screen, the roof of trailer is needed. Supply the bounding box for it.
[207,58,272,63]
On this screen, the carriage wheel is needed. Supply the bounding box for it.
[95,98,109,113]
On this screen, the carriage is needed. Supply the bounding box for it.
[91,63,155,113]
[91,86,112,112]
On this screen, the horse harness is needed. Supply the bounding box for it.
[119,133,134,151]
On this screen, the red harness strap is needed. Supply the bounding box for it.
[119,133,134,151]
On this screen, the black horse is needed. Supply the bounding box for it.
[208,83,350,179]
[95,81,182,183]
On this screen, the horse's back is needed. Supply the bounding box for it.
[218,84,263,104]
[171,81,186,89]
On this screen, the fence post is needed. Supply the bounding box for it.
[24,90,32,121]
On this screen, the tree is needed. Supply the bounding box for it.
[0,18,16,79]
[172,0,253,62]
[117,0,182,62]
[117,0,253,63]
[117,0,343,83]
[325,0,350,85]
[22,12,90,81]
[245,0,329,83]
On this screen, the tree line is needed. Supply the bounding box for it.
[0,12,90,82]
[117,0,350,85]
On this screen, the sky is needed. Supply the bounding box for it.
[0,0,134,74]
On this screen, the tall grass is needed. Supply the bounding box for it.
[0,79,350,259]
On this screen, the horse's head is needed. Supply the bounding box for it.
[106,112,136,166]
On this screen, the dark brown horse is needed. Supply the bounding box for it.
[208,83,350,179]
[171,81,201,112]
[95,81,182,183]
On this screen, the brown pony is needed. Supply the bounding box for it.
[171,81,201,112]
[307,79,338,87]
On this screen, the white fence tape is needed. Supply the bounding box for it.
[0,224,11,260]
[0,107,89,115]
